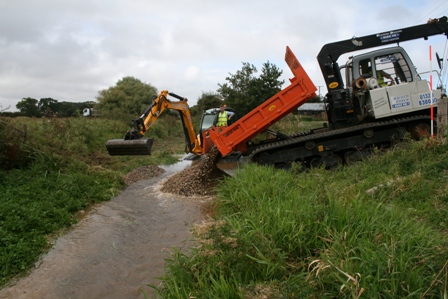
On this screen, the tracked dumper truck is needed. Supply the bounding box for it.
[107,17,448,170]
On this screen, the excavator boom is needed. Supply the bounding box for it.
[106,90,202,156]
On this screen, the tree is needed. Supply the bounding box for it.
[16,97,40,117]
[218,61,284,115]
[38,98,58,117]
[96,77,158,116]
[191,92,223,116]
[54,102,78,117]
[308,95,323,103]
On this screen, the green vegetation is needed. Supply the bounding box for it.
[95,76,158,118]
[218,61,284,115]
[154,139,448,298]
[270,113,326,133]
[0,115,184,286]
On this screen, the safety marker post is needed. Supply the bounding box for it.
[430,45,434,138]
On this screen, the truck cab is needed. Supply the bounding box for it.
[341,46,440,122]
[347,47,418,86]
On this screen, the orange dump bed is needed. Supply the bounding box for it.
[203,46,317,156]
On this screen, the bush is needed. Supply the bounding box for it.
[0,118,29,170]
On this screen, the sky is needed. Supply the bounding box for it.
[1,0,448,112]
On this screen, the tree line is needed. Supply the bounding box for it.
[1,97,95,118]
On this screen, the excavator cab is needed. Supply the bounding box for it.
[197,107,239,154]
[199,107,239,136]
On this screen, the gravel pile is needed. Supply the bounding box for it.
[160,147,227,196]
[123,165,165,185]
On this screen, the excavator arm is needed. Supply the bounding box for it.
[106,90,202,156]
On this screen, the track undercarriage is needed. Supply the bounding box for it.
[246,115,432,170]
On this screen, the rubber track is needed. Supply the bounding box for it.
[248,115,430,163]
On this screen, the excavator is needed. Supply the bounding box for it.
[106,90,240,156]
[107,17,448,170]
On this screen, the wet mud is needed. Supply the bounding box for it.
[0,160,212,299]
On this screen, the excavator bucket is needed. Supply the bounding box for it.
[106,138,154,156]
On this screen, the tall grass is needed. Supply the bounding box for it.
[154,139,448,298]
[268,113,327,134]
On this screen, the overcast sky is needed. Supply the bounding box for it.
[1,0,448,112]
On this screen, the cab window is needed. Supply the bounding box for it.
[374,53,412,84]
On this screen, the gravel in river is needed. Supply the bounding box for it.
[160,147,228,196]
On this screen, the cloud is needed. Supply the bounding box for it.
[0,0,447,111]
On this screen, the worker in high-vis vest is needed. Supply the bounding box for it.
[375,69,394,87]
[217,105,234,127]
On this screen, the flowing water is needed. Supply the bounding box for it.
[0,160,211,299]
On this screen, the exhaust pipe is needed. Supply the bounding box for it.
[355,77,367,89]
[106,138,154,156]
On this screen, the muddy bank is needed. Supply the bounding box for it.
[0,160,213,299]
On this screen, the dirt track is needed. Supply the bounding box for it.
[0,160,212,299]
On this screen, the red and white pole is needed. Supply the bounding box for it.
[430,45,434,138]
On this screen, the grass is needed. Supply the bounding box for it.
[270,113,326,134]
[0,165,120,282]
[153,138,448,298]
